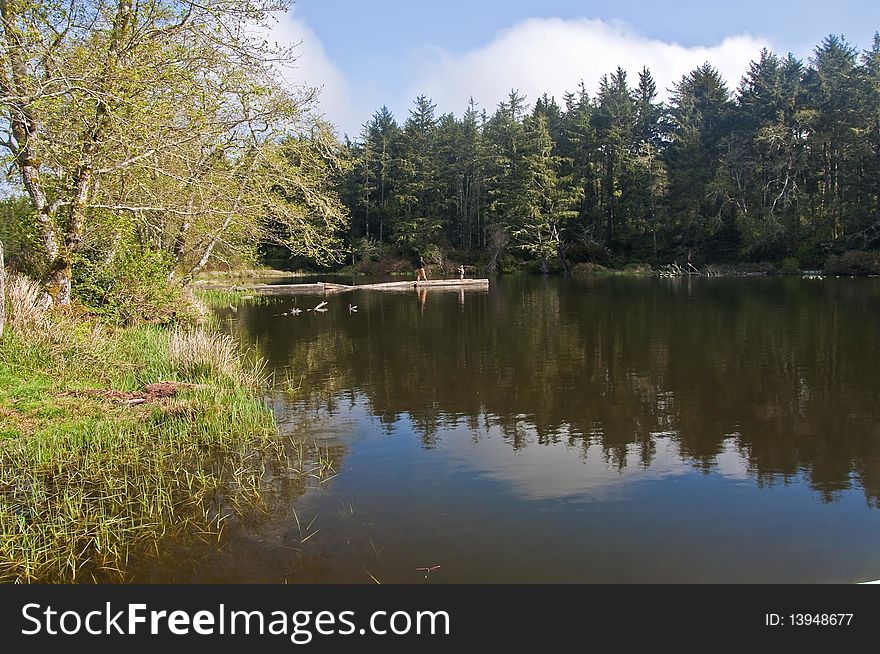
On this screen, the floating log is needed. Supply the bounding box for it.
[226,279,489,296]
[350,279,489,292]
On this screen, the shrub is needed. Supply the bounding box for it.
[73,248,202,325]
[823,250,880,276]
[624,263,653,274]
[354,255,411,274]
[421,243,444,267]
[735,261,777,275]
[0,198,45,278]
[567,241,611,264]
[354,237,381,262]
[571,262,609,275]
[780,257,801,275]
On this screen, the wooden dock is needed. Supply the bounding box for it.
[221,278,489,296]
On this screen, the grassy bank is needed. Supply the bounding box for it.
[0,278,299,582]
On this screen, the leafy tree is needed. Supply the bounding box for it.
[0,0,348,303]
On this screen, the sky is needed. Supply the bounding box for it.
[267,0,880,138]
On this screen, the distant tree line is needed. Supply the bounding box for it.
[6,18,880,298]
[341,35,880,272]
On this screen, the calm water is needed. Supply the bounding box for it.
[174,276,880,582]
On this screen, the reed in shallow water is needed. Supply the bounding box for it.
[0,291,320,582]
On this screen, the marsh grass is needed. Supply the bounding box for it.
[193,289,275,310]
[4,274,47,330]
[0,291,313,583]
[194,268,295,280]
[168,328,256,384]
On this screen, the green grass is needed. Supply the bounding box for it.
[193,288,275,310]
[0,308,313,583]
[193,268,298,281]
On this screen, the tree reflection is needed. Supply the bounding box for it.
[230,277,880,507]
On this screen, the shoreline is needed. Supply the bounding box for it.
[0,296,312,582]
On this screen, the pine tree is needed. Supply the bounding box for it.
[514,114,583,273]
[394,95,443,248]
[666,63,733,258]
[722,50,807,257]
[484,91,532,241]
[804,35,861,239]
[593,68,635,243]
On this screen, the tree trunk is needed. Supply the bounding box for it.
[43,250,72,305]
[1,0,61,264]
[602,151,616,244]
[22,164,60,262]
[183,213,235,285]
[379,148,386,244]
[169,219,191,278]
[42,0,131,305]
[556,244,570,276]
[44,168,91,305]
[103,228,124,268]
[364,188,370,240]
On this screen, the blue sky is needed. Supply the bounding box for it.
[272,1,880,136]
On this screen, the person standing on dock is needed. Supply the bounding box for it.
[414,252,428,283]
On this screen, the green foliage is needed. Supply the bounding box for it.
[72,247,200,325]
[1,0,349,304]
[421,243,445,266]
[0,198,43,278]
[354,237,382,262]
[571,262,610,275]
[263,126,351,268]
[0,305,282,581]
[780,257,801,274]
[824,250,880,276]
[333,34,880,274]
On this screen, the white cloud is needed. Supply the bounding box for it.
[440,425,693,502]
[258,12,362,136]
[253,14,772,136]
[409,17,771,115]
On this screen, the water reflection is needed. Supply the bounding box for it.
[227,276,880,508]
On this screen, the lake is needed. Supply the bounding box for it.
[167,275,880,582]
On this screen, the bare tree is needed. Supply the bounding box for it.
[484,224,509,272]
